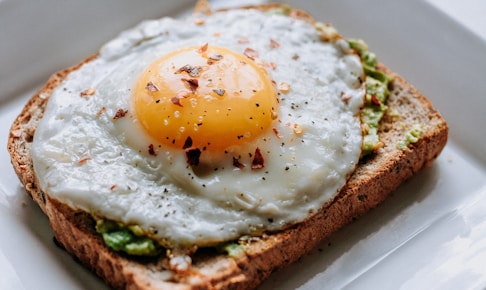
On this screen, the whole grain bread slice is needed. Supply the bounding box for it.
[7,4,448,290]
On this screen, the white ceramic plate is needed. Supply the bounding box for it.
[1,1,486,289]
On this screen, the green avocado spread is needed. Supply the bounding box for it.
[397,124,424,149]
[94,35,393,258]
[348,39,394,156]
[95,219,162,256]
[221,242,245,258]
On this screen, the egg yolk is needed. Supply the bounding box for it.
[132,45,278,151]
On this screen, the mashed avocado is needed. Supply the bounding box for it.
[348,39,394,156]
[96,218,249,257]
[221,242,245,258]
[95,219,162,256]
[397,124,424,149]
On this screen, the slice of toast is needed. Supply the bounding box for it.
[7,3,448,290]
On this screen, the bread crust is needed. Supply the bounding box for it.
[7,4,448,290]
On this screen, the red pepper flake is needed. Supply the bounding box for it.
[77,157,91,165]
[175,65,202,77]
[110,185,117,191]
[243,48,259,60]
[80,87,96,98]
[341,92,351,104]
[269,38,280,49]
[171,91,189,107]
[272,128,282,138]
[181,78,199,92]
[96,106,106,117]
[233,157,245,169]
[182,136,193,149]
[148,144,157,156]
[145,81,159,92]
[113,108,128,120]
[212,88,225,96]
[185,148,201,166]
[237,37,249,44]
[171,97,183,107]
[370,95,381,106]
[251,147,264,170]
[198,43,209,54]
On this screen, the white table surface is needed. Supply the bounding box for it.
[426,0,486,41]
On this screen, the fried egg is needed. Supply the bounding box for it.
[32,8,365,248]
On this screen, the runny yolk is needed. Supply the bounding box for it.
[132,44,278,151]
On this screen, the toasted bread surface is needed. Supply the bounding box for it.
[7,4,447,290]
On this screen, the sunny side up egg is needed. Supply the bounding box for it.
[32,8,365,249]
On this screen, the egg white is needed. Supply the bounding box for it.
[32,9,365,248]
